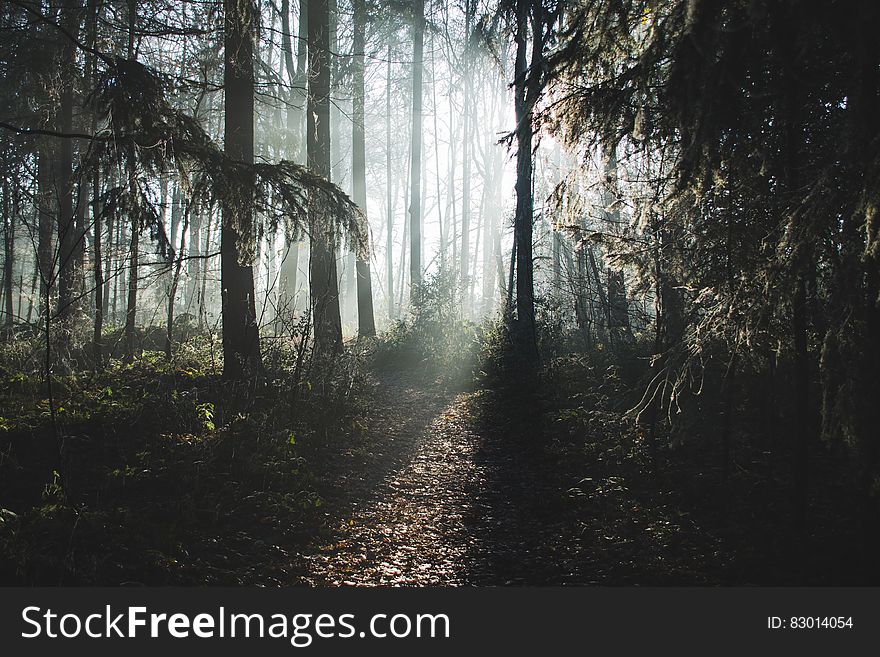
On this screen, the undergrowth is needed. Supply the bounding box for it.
[0,331,369,585]
[470,329,877,584]
[373,271,483,387]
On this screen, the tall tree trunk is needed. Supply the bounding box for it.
[278,0,305,317]
[586,245,609,342]
[166,208,188,359]
[123,0,138,363]
[448,89,459,272]
[37,143,55,321]
[56,0,83,358]
[308,0,343,354]
[567,244,591,348]
[551,229,561,292]
[278,240,299,318]
[327,0,354,329]
[101,171,112,323]
[111,217,121,325]
[2,172,13,334]
[430,34,446,274]
[199,212,212,329]
[482,114,503,316]
[166,181,182,320]
[186,207,201,314]
[408,0,424,301]
[221,0,263,378]
[460,0,473,315]
[265,230,277,326]
[602,143,632,346]
[352,0,376,337]
[87,0,102,366]
[512,0,537,361]
[397,135,412,310]
[293,0,308,162]
[123,204,139,362]
[385,40,394,319]
[92,169,103,366]
[398,191,409,310]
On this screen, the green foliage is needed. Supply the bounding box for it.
[0,331,372,584]
[374,270,482,386]
[41,471,65,505]
[0,332,42,381]
[85,57,366,260]
[544,0,880,503]
[195,402,215,431]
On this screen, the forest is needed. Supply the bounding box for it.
[0,0,878,586]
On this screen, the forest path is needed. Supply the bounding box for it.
[298,369,485,585]
[295,367,577,586]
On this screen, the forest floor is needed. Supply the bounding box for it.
[295,369,482,585]
[289,366,727,586]
[1,349,872,586]
[287,360,875,586]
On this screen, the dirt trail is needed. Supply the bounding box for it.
[295,366,591,586]
[300,371,489,585]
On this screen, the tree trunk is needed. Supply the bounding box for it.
[278,0,305,318]
[56,0,83,357]
[221,0,263,378]
[352,0,376,337]
[586,245,609,342]
[87,0,102,365]
[460,0,474,316]
[307,0,343,355]
[166,209,188,359]
[123,0,138,363]
[293,0,308,162]
[408,0,424,301]
[2,173,13,334]
[278,240,299,318]
[327,0,354,329]
[199,212,212,329]
[449,90,458,274]
[92,169,103,366]
[37,143,55,322]
[482,116,503,316]
[602,143,632,346]
[112,216,121,325]
[101,171,113,323]
[385,40,394,319]
[430,35,446,274]
[123,208,138,362]
[512,0,537,361]
[186,207,201,315]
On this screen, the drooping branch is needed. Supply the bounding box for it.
[64,56,367,264]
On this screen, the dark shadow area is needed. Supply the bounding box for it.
[462,367,878,585]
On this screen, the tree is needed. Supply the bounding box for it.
[352,0,376,337]
[385,36,395,319]
[408,0,424,301]
[547,0,880,529]
[221,0,263,378]
[308,0,343,354]
[510,0,541,361]
[459,0,474,316]
[1,154,14,335]
[122,0,139,363]
[56,0,84,360]
[277,0,308,319]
